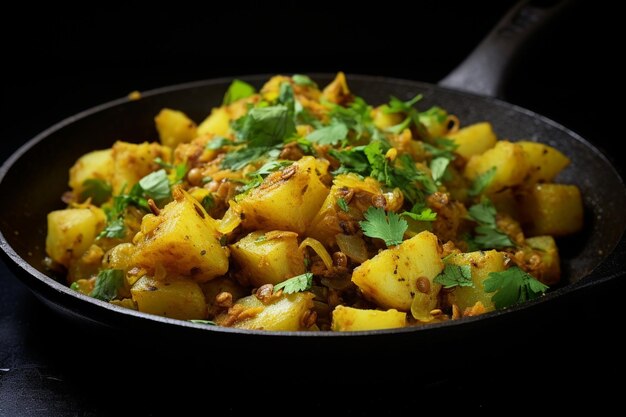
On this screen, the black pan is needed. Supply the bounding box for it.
[1,0,625,356]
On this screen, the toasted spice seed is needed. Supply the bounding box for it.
[416,277,431,294]
[332,251,348,268]
[337,187,354,204]
[215,292,233,308]
[187,167,204,186]
[255,284,275,302]
[148,199,160,215]
[301,310,318,328]
[280,165,297,180]
[371,194,387,209]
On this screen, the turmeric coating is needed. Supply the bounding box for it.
[44,73,584,331]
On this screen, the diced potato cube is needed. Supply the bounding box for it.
[239,156,330,234]
[518,141,570,184]
[351,231,444,311]
[372,106,404,129]
[520,183,583,236]
[445,250,508,312]
[448,122,497,159]
[154,108,198,148]
[132,187,229,282]
[68,149,114,196]
[307,174,383,247]
[46,206,106,267]
[322,71,350,104]
[111,141,171,194]
[526,236,561,285]
[464,140,530,193]
[131,275,207,320]
[331,306,406,331]
[230,231,305,287]
[197,107,231,137]
[216,292,315,331]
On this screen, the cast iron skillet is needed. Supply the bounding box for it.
[1,0,625,349]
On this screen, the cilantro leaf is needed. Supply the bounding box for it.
[223,79,256,105]
[206,136,235,150]
[90,269,125,301]
[337,197,349,212]
[305,124,349,146]
[274,272,313,294]
[434,264,473,289]
[236,105,296,147]
[430,156,450,183]
[468,167,496,196]
[99,216,126,239]
[483,266,549,309]
[201,194,214,212]
[401,203,437,222]
[383,94,423,114]
[467,197,514,249]
[292,74,317,87]
[80,179,112,205]
[360,206,408,247]
[418,106,448,129]
[139,169,171,204]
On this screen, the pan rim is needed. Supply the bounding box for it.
[1,72,625,338]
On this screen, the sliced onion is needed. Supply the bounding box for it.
[299,237,333,270]
[217,201,242,234]
[335,233,368,264]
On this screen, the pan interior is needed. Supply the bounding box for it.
[1,74,624,293]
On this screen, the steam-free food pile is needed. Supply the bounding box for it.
[44,73,584,331]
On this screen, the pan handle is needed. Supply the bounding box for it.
[438,0,571,98]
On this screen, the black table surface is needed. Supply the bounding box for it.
[1,2,624,415]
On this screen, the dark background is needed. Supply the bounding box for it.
[1,0,624,415]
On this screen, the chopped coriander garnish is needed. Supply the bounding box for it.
[292,74,317,87]
[337,197,349,212]
[467,197,514,249]
[139,169,171,204]
[305,124,349,146]
[206,136,235,150]
[359,206,408,247]
[90,269,124,301]
[274,272,313,294]
[483,266,549,309]
[401,203,437,222]
[434,264,473,289]
[223,79,256,105]
[430,156,451,184]
[468,167,496,196]
[80,179,112,205]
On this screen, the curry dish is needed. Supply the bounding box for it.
[44,73,584,331]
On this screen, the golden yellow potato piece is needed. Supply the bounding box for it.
[131,275,207,320]
[230,231,305,287]
[132,188,229,282]
[448,122,497,159]
[154,108,198,148]
[351,231,443,312]
[464,140,530,193]
[520,183,583,236]
[46,206,106,267]
[68,149,114,196]
[238,156,329,234]
[445,250,508,312]
[331,306,406,331]
[518,140,570,185]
